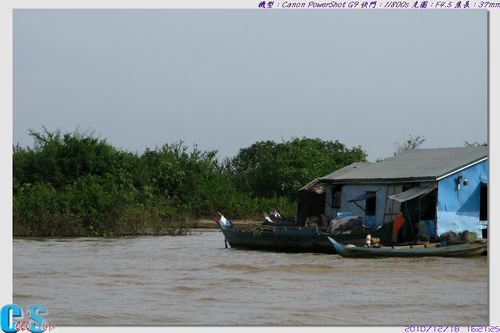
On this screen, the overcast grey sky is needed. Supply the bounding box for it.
[13,10,487,161]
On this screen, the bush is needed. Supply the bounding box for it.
[13,129,366,237]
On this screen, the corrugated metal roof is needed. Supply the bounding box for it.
[299,163,367,191]
[319,147,487,184]
[388,184,437,203]
[298,179,332,194]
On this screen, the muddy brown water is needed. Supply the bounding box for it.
[13,230,488,326]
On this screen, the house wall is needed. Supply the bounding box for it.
[325,184,388,229]
[324,190,334,218]
[384,184,403,224]
[436,159,488,237]
[322,159,488,236]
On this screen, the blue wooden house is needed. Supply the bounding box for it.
[299,147,488,240]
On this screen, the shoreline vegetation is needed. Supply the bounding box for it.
[14,220,261,239]
[13,128,367,237]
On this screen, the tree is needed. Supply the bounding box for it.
[464,141,487,147]
[393,134,426,156]
[13,128,367,235]
[228,137,367,198]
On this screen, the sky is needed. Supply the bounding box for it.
[13,9,487,162]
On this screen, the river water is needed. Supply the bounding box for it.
[13,230,488,326]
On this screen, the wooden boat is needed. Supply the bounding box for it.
[327,236,487,258]
[214,213,369,254]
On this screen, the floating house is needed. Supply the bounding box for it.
[299,147,488,240]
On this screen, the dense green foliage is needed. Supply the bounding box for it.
[13,129,367,237]
[229,138,367,198]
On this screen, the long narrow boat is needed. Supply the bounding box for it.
[214,213,369,254]
[327,236,487,258]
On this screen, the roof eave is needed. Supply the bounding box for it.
[436,157,488,181]
[319,177,437,185]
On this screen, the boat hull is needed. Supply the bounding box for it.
[328,236,487,258]
[221,227,367,254]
